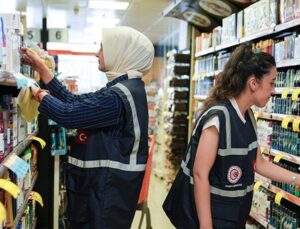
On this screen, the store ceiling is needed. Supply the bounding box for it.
[18,0,184,45]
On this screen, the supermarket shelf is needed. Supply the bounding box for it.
[275,18,300,33]
[249,211,269,228]
[274,87,300,94]
[276,59,300,68]
[215,40,239,51]
[261,147,300,165]
[269,184,300,206]
[194,19,300,59]
[194,95,207,100]
[256,177,300,207]
[13,173,38,229]
[240,27,275,44]
[0,130,38,177]
[195,47,215,58]
[254,111,300,122]
[193,71,219,80]
[0,77,17,87]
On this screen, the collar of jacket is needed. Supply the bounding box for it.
[106,74,128,88]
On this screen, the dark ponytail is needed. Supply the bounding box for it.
[201,44,276,112]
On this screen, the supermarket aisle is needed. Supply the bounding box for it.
[131,174,175,229]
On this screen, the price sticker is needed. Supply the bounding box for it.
[281,88,290,99]
[0,202,6,224]
[30,191,44,207]
[254,181,262,191]
[281,117,292,129]
[292,119,300,132]
[275,192,285,205]
[273,152,285,163]
[0,179,21,198]
[292,88,300,101]
[3,153,29,179]
[32,136,46,149]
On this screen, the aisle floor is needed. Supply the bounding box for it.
[131,175,175,229]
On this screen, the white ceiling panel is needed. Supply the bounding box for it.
[22,0,184,45]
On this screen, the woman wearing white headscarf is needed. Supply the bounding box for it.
[21,26,154,229]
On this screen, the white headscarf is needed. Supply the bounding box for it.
[102,26,155,82]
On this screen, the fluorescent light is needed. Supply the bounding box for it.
[88,1,129,10]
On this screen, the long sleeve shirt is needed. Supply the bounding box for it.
[38,75,127,133]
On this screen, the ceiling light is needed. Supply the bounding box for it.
[88,1,129,10]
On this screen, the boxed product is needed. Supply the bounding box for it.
[221,13,236,44]
[280,0,295,23]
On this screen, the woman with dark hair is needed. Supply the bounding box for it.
[164,44,300,229]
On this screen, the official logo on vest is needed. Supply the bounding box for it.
[227,165,242,184]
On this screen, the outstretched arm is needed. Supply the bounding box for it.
[255,147,300,187]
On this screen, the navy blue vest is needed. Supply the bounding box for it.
[183,100,257,227]
[66,78,148,228]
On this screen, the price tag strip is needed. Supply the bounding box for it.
[254,181,262,191]
[29,191,44,207]
[292,119,300,132]
[273,152,285,163]
[275,192,285,205]
[31,136,46,149]
[0,179,21,198]
[281,88,291,99]
[281,117,292,129]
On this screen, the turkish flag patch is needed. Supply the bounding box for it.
[75,129,88,144]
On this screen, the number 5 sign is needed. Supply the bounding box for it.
[27,28,41,42]
[49,28,68,42]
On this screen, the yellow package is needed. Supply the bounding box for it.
[17,87,40,122]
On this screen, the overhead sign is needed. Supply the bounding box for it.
[27,28,41,42]
[49,28,68,43]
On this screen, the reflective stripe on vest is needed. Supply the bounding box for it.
[181,106,256,197]
[68,83,145,171]
[68,156,146,171]
[218,141,257,156]
[113,83,141,165]
[210,184,254,197]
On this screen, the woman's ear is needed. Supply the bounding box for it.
[248,75,258,92]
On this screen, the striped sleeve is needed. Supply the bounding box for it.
[45,77,100,102]
[38,90,124,129]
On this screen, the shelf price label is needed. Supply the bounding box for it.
[292,119,300,132]
[0,202,6,224]
[254,181,262,191]
[0,179,21,198]
[292,88,300,101]
[275,192,285,205]
[32,136,46,149]
[273,152,285,163]
[281,88,290,99]
[30,191,44,207]
[281,117,292,129]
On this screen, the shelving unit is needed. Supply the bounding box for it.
[0,85,39,228]
[163,51,190,189]
[188,2,300,228]
[0,13,41,229]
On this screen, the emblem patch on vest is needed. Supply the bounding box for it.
[75,129,88,144]
[227,166,242,184]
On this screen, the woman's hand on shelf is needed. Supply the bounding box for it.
[21,47,53,84]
